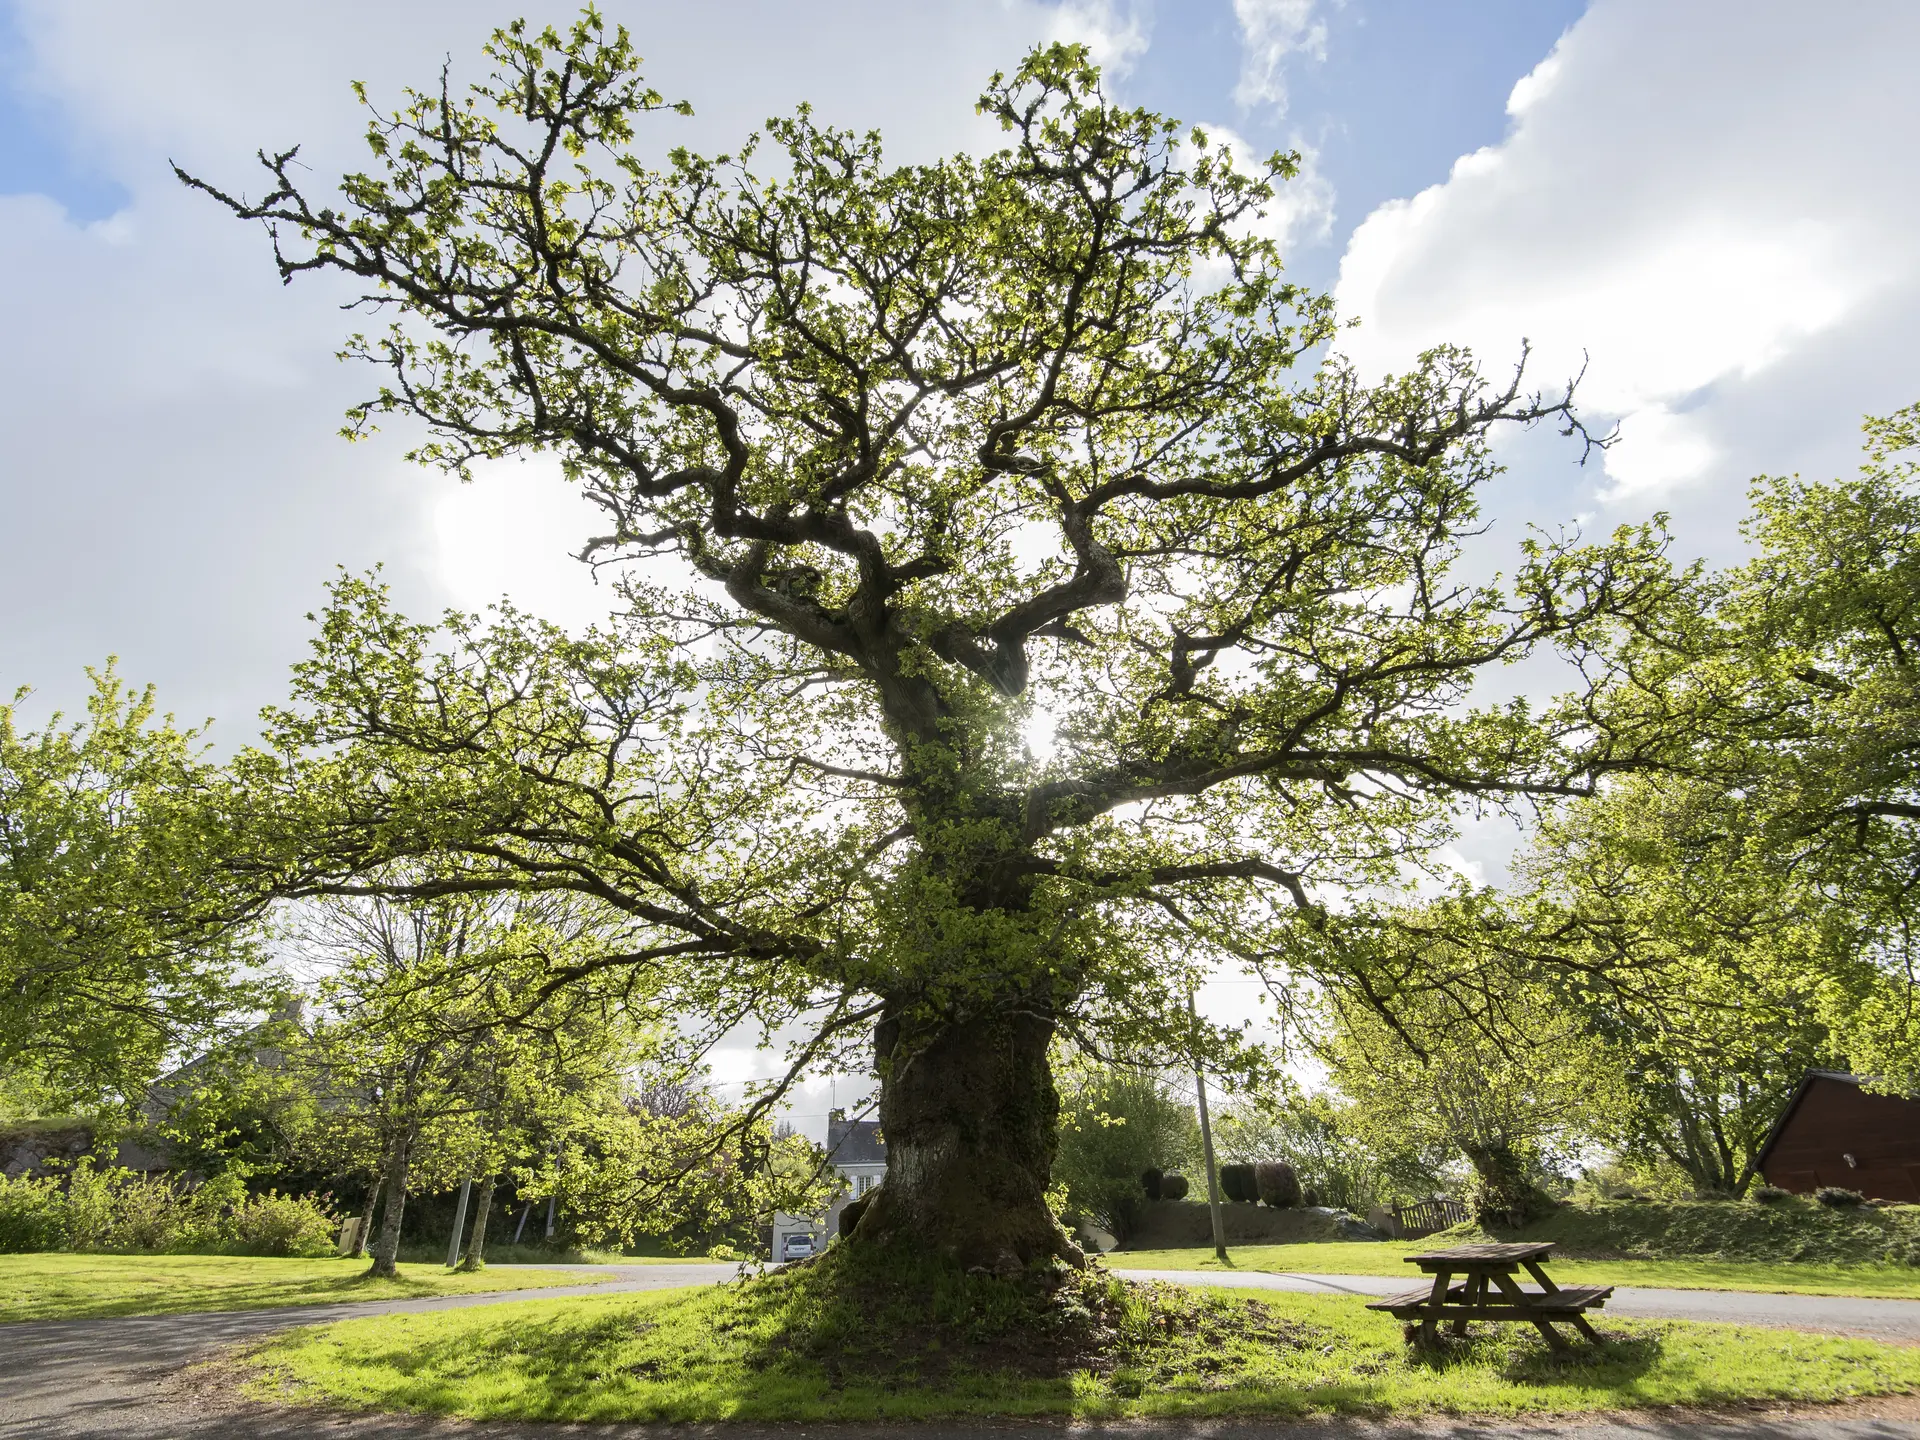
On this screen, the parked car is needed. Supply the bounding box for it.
[782,1232,817,1261]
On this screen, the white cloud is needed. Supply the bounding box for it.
[1047,0,1151,77]
[0,0,1102,727]
[1232,0,1332,115]
[1332,0,1920,507]
[429,463,617,633]
[1199,123,1335,252]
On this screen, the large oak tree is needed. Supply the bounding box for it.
[189,14,1680,1269]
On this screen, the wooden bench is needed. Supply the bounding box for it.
[1365,1242,1612,1348]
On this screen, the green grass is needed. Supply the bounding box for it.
[0,1252,625,1323]
[1108,1243,1920,1299]
[243,1259,1920,1424]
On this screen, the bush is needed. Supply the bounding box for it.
[0,1159,337,1255]
[1218,1162,1256,1204]
[229,1190,339,1257]
[1158,1173,1190,1200]
[1139,1168,1163,1201]
[1750,1184,1791,1204]
[0,1172,68,1252]
[1254,1160,1302,1209]
[1816,1186,1866,1209]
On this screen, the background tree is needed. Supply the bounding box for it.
[1321,946,1630,1226]
[190,14,1684,1270]
[1512,774,1848,1196]
[0,665,270,1112]
[1702,402,1920,1089]
[1213,1092,1438,1213]
[1050,1060,1198,1242]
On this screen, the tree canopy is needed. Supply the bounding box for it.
[0,665,270,1111]
[186,12,1687,1267]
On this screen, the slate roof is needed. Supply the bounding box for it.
[826,1116,886,1166]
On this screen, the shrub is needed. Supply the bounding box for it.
[229,1190,338,1257]
[0,1159,339,1255]
[1158,1173,1190,1200]
[1254,1160,1302,1208]
[1749,1184,1791,1204]
[1218,1162,1256,1204]
[1140,1167,1163,1201]
[0,1172,67,1253]
[1816,1186,1866,1209]
[60,1161,207,1251]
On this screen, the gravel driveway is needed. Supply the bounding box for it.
[3,1263,1917,1439]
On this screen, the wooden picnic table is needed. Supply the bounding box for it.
[1364,1241,1611,1349]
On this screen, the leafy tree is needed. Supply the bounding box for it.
[1541,402,1920,1100]
[1213,1092,1437,1213]
[187,14,1683,1269]
[291,890,667,1275]
[1051,1061,1197,1241]
[1513,774,1848,1196]
[551,1081,835,1256]
[0,665,270,1111]
[1704,403,1920,1089]
[1321,949,1630,1226]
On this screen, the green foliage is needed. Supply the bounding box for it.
[1252,1161,1300,1209]
[1052,1065,1198,1239]
[1319,950,1629,1226]
[0,665,271,1110]
[184,11,1692,1257]
[1509,776,1850,1197]
[1214,1094,1434,1214]
[0,1160,339,1256]
[0,1171,66,1253]
[1557,402,1920,1098]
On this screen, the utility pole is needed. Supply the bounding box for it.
[1191,990,1228,1263]
[446,1178,472,1268]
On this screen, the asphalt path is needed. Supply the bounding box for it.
[3,1263,1917,1440]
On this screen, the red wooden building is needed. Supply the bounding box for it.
[1756,1071,1920,1202]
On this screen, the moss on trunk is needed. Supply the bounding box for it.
[854,1001,1079,1271]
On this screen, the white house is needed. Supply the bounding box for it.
[771,1112,885,1261]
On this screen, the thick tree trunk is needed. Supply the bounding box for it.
[853,1001,1078,1272]
[459,1177,496,1272]
[367,1136,412,1278]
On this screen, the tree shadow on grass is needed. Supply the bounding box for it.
[1402,1322,1662,1385]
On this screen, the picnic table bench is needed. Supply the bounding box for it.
[1365,1241,1611,1349]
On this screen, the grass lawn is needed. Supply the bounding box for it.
[243,1266,1920,1424]
[1108,1243,1920,1299]
[0,1253,631,1324]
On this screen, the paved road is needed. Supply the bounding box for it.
[0,1266,738,1440]
[3,1263,1917,1439]
[1120,1268,1920,1343]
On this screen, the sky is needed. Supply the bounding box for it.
[4,0,1917,1121]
